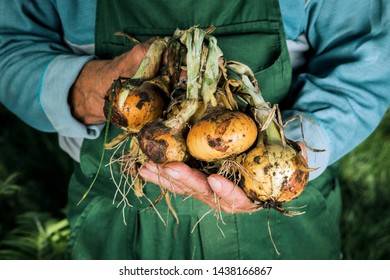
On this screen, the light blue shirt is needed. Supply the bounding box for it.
[1,0,389,180]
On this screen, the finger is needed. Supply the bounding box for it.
[208,174,258,213]
[139,162,187,195]
[162,162,212,196]
[119,38,155,77]
[140,161,211,198]
[145,161,221,208]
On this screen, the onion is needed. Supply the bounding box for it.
[138,118,189,164]
[238,105,310,212]
[187,109,257,162]
[103,77,167,132]
[240,130,309,205]
[104,37,169,132]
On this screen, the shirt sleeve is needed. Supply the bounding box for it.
[0,0,100,138]
[283,0,390,180]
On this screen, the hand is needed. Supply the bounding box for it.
[139,161,260,213]
[139,141,308,213]
[68,39,154,125]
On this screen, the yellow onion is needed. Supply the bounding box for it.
[104,78,167,132]
[137,119,189,164]
[186,109,258,162]
[240,123,309,205]
[104,37,170,132]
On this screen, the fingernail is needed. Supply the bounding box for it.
[164,167,181,179]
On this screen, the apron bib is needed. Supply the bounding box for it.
[66,0,341,260]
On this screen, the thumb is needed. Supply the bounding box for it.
[208,174,256,213]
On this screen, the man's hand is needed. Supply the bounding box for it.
[68,40,154,125]
[139,161,259,213]
[139,142,308,213]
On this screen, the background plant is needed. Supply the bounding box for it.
[0,105,71,259]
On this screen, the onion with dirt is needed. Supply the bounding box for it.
[186,109,257,162]
[103,38,169,133]
[103,77,168,132]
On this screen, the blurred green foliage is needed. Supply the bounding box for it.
[339,110,390,259]
[0,104,389,259]
[0,105,72,259]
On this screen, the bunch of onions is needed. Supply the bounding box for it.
[102,25,311,213]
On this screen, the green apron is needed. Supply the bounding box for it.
[66,0,342,260]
